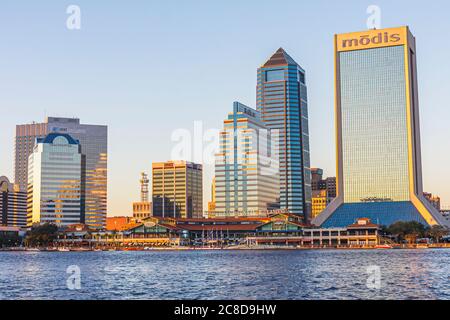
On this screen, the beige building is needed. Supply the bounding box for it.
[152,161,202,219]
[312,190,329,219]
[207,177,216,214]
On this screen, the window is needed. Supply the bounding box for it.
[299,72,305,84]
[266,69,284,82]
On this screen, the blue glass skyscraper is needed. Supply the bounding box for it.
[257,48,311,221]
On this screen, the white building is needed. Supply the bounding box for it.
[27,133,82,227]
[214,102,280,217]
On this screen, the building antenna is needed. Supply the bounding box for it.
[140,172,149,203]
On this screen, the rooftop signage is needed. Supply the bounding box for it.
[336,27,407,52]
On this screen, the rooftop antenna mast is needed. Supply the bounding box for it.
[140,172,149,202]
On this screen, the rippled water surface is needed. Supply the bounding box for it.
[0,249,449,300]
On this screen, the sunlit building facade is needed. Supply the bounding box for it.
[214,102,279,217]
[0,176,27,227]
[312,190,329,219]
[152,161,203,219]
[310,168,336,218]
[27,133,82,227]
[207,177,216,214]
[133,172,152,221]
[257,48,311,222]
[423,192,441,211]
[313,26,448,228]
[15,117,107,229]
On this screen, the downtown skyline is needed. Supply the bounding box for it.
[1,1,450,216]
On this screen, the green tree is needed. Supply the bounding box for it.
[25,223,59,247]
[426,225,449,243]
[0,233,21,247]
[384,221,427,244]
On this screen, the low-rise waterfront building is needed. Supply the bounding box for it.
[0,226,23,239]
[106,216,137,231]
[71,214,380,248]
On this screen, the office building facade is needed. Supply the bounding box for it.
[423,192,441,211]
[207,177,216,214]
[152,161,202,219]
[313,26,448,227]
[215,102,279,217]
[27,133,82,226]
[0,176,27,228]
[15,117,107,228]
[310,168,336,218]
[312,190,329,219]
[257,48,311,222]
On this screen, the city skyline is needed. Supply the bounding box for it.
[1,1,450,217]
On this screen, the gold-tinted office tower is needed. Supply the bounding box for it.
[152,161,203,219]
[314,26,448,227]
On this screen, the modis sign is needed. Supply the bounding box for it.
[336,27,407,52]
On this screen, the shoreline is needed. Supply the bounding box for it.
[2,245,450,252]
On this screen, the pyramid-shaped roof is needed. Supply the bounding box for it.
[261,48,298,67]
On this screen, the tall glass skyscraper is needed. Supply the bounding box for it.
[257,48,311,222]
[313,26,448,228]
[214,102,279,217]
[15,117,107,228]
[27,133,82,227]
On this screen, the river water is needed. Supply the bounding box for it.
[0,249,449,300]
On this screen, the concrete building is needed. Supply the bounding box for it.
[27,133,82,227]
[311,168,324,191]
[207,177,216,214]
[310,168,336,218]
[15,117,107,229]
[133,172,152,221]
[152,161,203,219]
[215,102,280,217]
[0,176,27,228]
[313,26,448,228]
[70,215,380,248]
[423,192,441,211]
[106,216,137,231]
[257,48,311,222]
[312,190,329,219]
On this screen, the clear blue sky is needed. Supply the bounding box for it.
[1,0,449,216]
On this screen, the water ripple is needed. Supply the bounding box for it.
[0,249,449,300]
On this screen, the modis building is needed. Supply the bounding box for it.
[313,26,448,228]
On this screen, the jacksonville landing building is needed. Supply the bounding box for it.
[314,26,448,228]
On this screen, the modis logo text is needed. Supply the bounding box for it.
[342,32,401,48]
